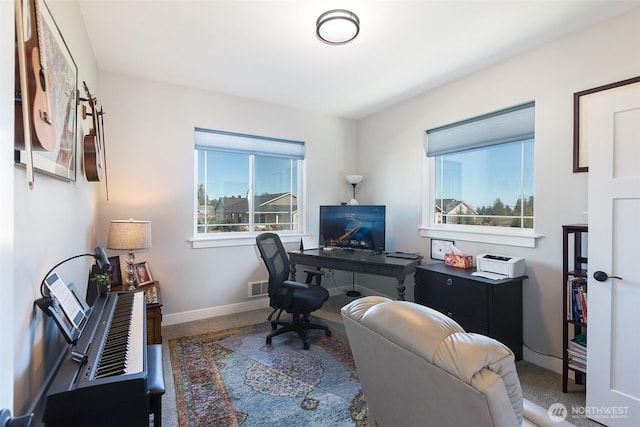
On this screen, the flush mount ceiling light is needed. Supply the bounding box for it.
[316,9,360,45]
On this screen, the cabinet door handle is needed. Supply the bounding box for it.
[446,278,453,286]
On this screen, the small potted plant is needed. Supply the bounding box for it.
[91,273,111,296]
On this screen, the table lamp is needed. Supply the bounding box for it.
[107,219,152,290]
[346,174,363,205]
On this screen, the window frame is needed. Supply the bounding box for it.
[420,157,539,248]
[420,103,541,248]
[192,129,307,249]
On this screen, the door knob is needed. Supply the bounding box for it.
[593,271,623,282]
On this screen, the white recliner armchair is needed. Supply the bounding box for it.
[341,296,573,427]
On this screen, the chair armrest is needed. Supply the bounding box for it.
[283,280,309,290]
[303,268,324,285]
[303,268,324,277]
[281,280,309,309]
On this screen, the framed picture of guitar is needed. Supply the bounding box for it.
[14,0,78,182]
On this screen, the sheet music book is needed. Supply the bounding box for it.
[45,272,88,330]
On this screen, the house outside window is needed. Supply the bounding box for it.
[195,128,304,237]
[423,102,536,246]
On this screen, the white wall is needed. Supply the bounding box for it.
[7,0,99,415]
[1,0,16,414]
[95,72,358,323]
[356,8,640,372]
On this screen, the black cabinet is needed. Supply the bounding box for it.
[414,263,525,360]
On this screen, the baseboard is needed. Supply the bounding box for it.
[162,298,271,326]
[162,286,366,326]
[522,347,563,375]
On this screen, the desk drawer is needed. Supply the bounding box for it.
[362,264,395,276]
[428,304,488,334]
[415,269,488,321]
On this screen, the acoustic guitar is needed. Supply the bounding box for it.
[81,82,104,182]
[14,0,57,152]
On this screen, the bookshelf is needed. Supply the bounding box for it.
[562,224,588,393]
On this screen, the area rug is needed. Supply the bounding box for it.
[169,322,367,427]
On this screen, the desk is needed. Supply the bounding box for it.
[288,249,423,300]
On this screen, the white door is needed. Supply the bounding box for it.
[587,81,640,427]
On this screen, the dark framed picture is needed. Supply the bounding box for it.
[14,0,78,181]
[573,76,640,173]
[105,256,122,286]
[430,239,455,261]
[134,261,153,286]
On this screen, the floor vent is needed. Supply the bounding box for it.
[248,280,269,298]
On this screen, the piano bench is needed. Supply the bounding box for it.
[148,344,165,427]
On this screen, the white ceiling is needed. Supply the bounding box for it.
[78,0,640,120]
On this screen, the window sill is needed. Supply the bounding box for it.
[191,233,304,249]
[419,225,542,248]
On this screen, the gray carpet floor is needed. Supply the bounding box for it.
[159,294,596,426]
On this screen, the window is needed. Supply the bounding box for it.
[424,102,535,244]
[194,128,304,238]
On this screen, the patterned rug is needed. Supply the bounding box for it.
[168,322,367,426]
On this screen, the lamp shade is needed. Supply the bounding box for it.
[346,175,363,205]
[107,220,152,250]
[346,174,363,185]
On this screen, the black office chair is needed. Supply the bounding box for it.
[256,232,331,349]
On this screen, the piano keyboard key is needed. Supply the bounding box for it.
[95,292,145,379]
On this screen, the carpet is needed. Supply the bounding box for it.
[168,322,367,427]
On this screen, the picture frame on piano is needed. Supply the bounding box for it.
[106,255,122,286]
[134,261,153,286]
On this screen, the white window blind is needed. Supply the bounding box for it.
[425,101,535,157]
[195,127,305,159]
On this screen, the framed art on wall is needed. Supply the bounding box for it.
[14,0,78,181]
[573,76,640,173]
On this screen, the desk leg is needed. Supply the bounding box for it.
[396,277,406,301]
[290,260,297,281]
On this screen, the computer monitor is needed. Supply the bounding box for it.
[319,205,386,252]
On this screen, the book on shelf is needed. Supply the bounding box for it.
[567,348,587,363]
[568,361,587,373]
[568,342,586,355]
[566,277,587,323]
[567,334,587,368]
[571,333,587,347]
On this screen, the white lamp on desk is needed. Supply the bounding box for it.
[346,174,363,205]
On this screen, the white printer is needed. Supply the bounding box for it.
[476,253,525,278]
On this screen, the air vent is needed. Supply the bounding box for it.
[248,280,269,298]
